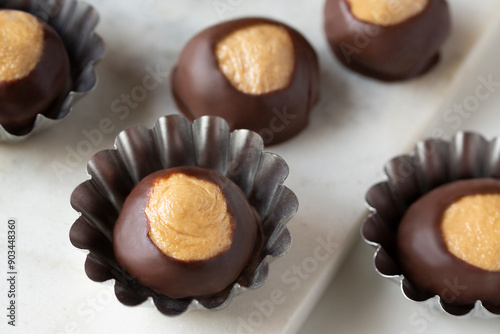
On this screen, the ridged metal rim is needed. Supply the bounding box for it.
[69,114,297,316]
[362,131,500,317]
[0,0,105,142]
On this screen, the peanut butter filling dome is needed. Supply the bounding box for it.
[0,10,43,82]
[346,0,429,26]
[441,194,500,272]
[146,173,233,261]
[215,23,295,95]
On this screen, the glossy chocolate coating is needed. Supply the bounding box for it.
[171,17,319,146]
[0,13,71,135]
[324,0,450,81]
[397,178,500,306]
[113,166,259,298]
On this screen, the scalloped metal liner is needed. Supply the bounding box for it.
[362,131,500,317]
[0,0,105,142]
[69,115,297,316]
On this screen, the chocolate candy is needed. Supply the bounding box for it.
[324,0,450,81]
[171,17,319,145]
[0,10,71,135]
[397,178,500,307]
[113,166,260,298]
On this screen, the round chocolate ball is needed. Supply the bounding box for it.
[113,166,260,298]
[171,17,319,145]
[324,0,451,81]
[397,178,500,306]
[0,9,71,135]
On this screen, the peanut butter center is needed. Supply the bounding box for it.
[145,173,233,261]
[346,0,428,26]
[441,194,500,272]
[0,10,44,81]
[215,23,295,95]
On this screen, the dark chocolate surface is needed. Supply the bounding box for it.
[397,178,500,306]
[171,17,319,145]
[324,0,450,81]
[0,11,71,135]
[113,166,260,299]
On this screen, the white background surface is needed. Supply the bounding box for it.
[1,0,499,333]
